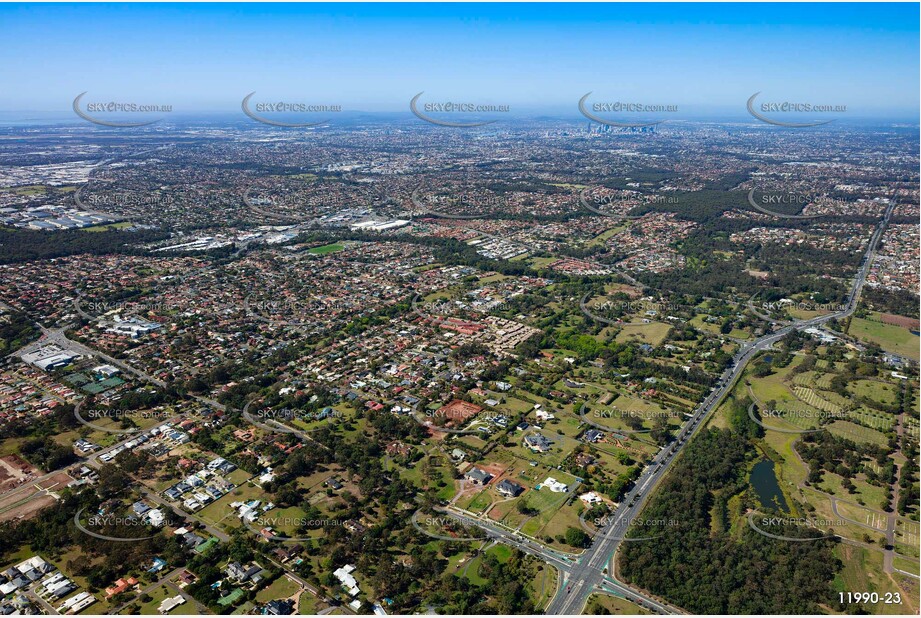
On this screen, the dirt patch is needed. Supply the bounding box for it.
[477,461,509,481]
[878,313,920,329]
[0,493,57,523]
[0,470,72,523]
[37,471,74,492]
[0,455,39,493]
[0,485,40,511]
[607,284,644,299]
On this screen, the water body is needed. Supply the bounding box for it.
[750,458,789,512]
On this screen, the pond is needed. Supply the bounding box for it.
[750,458,789,512]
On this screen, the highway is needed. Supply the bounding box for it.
[11,183,899,615]
[544,188,899,615]
[436,507,579,573]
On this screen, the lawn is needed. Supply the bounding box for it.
[485,544,513,563]
[533,501,584,543]
[530,564,558,610]
[460,490,493,513]
[614,322,672,346]
[197,482,264,530]
[847,314,920,361]
[307,243,344,255]
[82,221,134,232]
[589,225,627,247]
[893,555,920,576]
[832,544,917,615]
[463,555,488,586]
[826,420,889,447]
[255,575,303,603]
[127,584,173,615]
[519,474,580,540]
[297,590,322,614]
[814,469,888,508]
[585,592,651,615]
[261,505,310,536]
[850,380,899,407]
[529,257,560,269]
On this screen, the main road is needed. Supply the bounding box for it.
[545,188,900,615]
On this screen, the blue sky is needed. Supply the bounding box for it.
[0,3,917,118]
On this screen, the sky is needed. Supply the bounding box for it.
[0,2,918,119]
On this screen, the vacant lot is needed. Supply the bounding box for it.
[848,314,919,361]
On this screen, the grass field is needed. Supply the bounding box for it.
[485,544,513,563]
[814,468,888,507]
[297,591,320,614]
[614,322,672,346]
[585,592,651,615]
[589,225,627,247]
[466,490,493,513]
[197,481,264,530]
[848,314,920,361]
[464,555,488,586]
[82,221,134,232]
[255,575,303,603]
[826,420,889,446]
[851,380,900,406]
[529,256,560,269]
[831,544,919,615]
[307,243,344,255]
[893,555,920,576]
[126,584,173,615]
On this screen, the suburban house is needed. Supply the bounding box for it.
[104,576,138,599]
[496,479,524,498]
[464,467,493,485]
[523,433,553,453]
[542,477,568,493]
